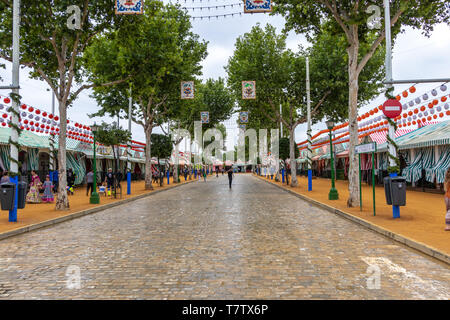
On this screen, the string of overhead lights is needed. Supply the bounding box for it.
[182,2,242,10]
[190,11,255,20]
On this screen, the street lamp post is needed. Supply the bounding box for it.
[326,120,339,200]
[90,123,100,204]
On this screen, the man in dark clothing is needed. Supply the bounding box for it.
[67,168,75,195]
[227,167,234,189]
[86,170,94,196]
[216,167,219,178]
[105,168,114,195]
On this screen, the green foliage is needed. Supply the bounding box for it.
[274,0,449,41]
[151,134,173,161]
[280,137,299,160]
[94,122,131,147]
[173,78,234,137]
[85,2,208,130]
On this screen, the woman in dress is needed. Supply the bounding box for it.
[444,168,450,231]
[41,175,54,203]
[26,170,42,203]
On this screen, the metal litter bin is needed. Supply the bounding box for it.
[390,176,406,206]
[0,182,16,211]
[17,181,27,209]
[383,176,392,205]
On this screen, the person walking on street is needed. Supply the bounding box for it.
[216,167,219,178]
[203,168,207,182]
[86,169,94,196]
[227,166,234,189]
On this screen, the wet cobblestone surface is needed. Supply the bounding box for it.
[0,174,448,299]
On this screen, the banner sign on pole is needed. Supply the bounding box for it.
[355,142,377,154]
[244,0,272,13]
[181,81,194,99]
[239,111,249,123]
[200,111,209,124]
[115,0,143,15]
[239,124,247,130]
[242,81,256,100]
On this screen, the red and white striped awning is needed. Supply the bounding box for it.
[370,129,414,145]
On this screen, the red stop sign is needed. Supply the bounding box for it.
[382,99,402,118]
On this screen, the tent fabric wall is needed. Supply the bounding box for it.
[0,145,10,171]
[26,148,39,171]
[402,148,434,183]
[425,146,450,184]
[67,152,86,185]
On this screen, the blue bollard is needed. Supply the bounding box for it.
[194,169,197,178]
[282,169,285,183]
[167,171,170,185]
[390,173,400,218]
[127,172,131,195]
[9,176,18,222]
[308,169,312,191]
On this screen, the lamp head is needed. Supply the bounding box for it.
[326,120,335,131]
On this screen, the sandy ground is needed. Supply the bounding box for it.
[0,175,198,235]
[256,173,450,256]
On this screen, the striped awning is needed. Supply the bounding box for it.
[370,128,414,145]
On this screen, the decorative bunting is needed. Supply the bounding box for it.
[242,81,256,100]
[115,0,143,15]
[239,111,249,123]
[181,81,195,99]
[200,111,209,124]
[244,0,272,13]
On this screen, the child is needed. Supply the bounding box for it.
[444,168,450,231]
[41,175,54,203]
[99,181,107,197]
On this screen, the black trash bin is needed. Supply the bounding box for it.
[390,176,406,206]
[17,181,27,209]
[383,176,392,205]
[0,182,16,211]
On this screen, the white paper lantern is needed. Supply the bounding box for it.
[402,104,407,110]
[423,93,429,100]
[444,103,449,110]
[415,97,421,104]
[413,115,417,120]
[440,84,447,92]
[28,114,33,119]
[407,116,412,122]
[437,106,442,112]
[430,109,435,114]
[418,113,423,117]
[431,89,437,96]
[0,104,3,110]
[35,116,40,121]
[21,112,26,117]
[409,101,414,107]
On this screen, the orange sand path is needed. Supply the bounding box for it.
[256,174,449,255]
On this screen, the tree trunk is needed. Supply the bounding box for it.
[289,127,298,187]
[55,99,69,210]
[347,42,361,208]
[112,145,117,199]
[144,127,153,190]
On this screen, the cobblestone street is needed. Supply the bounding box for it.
[0,174,448,299]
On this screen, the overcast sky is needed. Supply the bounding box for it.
[1,2,449,152]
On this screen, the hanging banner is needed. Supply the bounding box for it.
[201,111,209,124]
[181,81,195,99]
[239,111,249,123]
[242,81,256,100]
[244,0,272,13]
[115,0,143,15]
[239,124,247,130]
